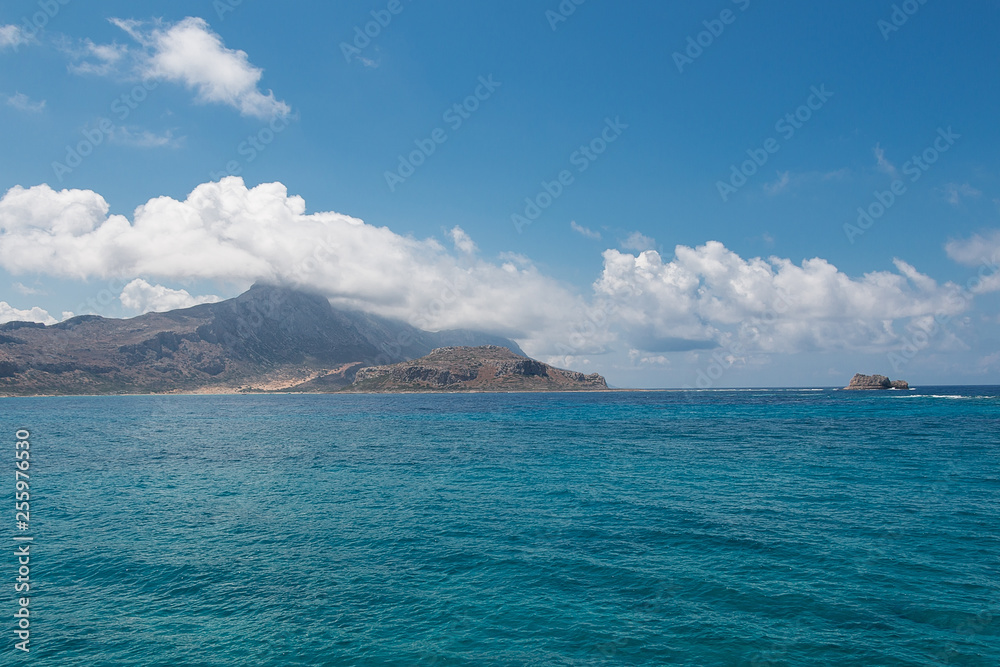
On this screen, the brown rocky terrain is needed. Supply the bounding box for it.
[342,345,607,392]
[843,373,909,390]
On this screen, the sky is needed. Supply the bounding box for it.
[1,0,999,388]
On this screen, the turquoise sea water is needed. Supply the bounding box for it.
[3,387,999,665]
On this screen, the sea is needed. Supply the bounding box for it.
[3,386,998,666]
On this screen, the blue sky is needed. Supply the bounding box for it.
[1,0,999,387]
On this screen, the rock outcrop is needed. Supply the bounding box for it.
[345,346,607,392]
[844,373,909,390]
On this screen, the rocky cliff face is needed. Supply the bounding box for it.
[0,285,524,395]
[844,373,909,390]
[346,346,607,392]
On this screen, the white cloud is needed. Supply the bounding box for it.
[763,171,791,195]
[12,282,44,296]
[0,179,584,350]
[120,17,289,119]
[0,179,978,359]
[628,349,670,366]
[942,182,981,207]
[0,25,28,50]
[979,351,1000,373]
[72,17,289,119]
[6,92,45,113]
[620,231,656,252]
[822,168,851,181]
[945,230,1000,266]
[109,126,182,148]
[0,302,56,325]
[570,221,601,240]
[68,40,128,76]
[945,230,1000,293]
[595,242,967,354]
[119,279,221,313]
[449,226,477,254]
[874,142,898,177]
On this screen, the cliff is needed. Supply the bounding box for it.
[343,346,607,392]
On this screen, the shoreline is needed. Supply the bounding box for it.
[3,384,997,399]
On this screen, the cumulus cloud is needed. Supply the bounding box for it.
[0,178,584,350]
[6,92,45,113]
[119,279,221,313]
[595,242,967,354]
[0,25,28,50]
[0,302,56,325]
[449,226,477,254]
[570,221,601,240]
[945,230,1000,266]
[72,17,289,119]
[0,179,976,359]
[945,230,1000,293]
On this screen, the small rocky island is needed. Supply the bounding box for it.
[343,345,607,393]
[843,373,909,390]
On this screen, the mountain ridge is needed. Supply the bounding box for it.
[0,284,526,395]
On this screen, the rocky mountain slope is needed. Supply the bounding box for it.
[0,285,524,395]
[343,345,607,392]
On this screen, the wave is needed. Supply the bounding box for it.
[892,394,997,400]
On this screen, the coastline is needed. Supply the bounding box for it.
[7,385,998,399]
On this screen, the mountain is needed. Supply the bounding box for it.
[0,284,525,395]
[342,345,607,392]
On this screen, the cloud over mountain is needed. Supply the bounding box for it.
[0,179,975,359]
